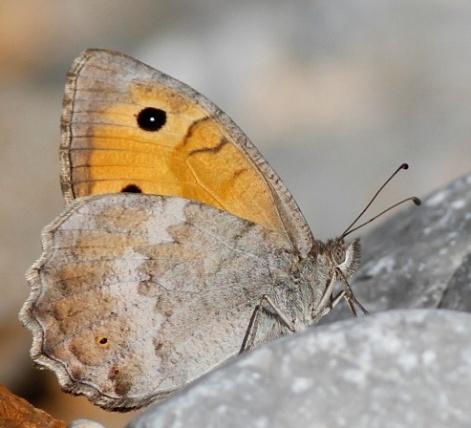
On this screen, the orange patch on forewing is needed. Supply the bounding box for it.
[71,82,284,232]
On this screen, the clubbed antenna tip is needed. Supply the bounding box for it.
[341,162,420,238]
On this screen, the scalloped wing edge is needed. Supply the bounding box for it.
[19,196,175,411]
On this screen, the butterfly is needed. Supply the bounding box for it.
[20,49,418,411]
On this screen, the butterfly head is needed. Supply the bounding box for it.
[319,238,361,279]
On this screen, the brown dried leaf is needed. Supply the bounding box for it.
[0,384,66,428]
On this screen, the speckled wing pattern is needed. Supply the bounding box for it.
[21,194,296,410]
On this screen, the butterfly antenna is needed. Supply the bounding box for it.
[342,196,421,238]
[341,163,419,238]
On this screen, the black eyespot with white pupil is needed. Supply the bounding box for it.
[137,107,167,131]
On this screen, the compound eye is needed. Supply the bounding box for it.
[333,247,346,265]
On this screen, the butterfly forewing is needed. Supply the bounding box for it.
[61,49,314,255]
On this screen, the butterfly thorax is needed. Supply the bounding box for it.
[274,237,362,328]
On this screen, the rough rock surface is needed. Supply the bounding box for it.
[438,252,471,312]
[69,419,106,428]
[127,309,471,428]
[324,172,471,322]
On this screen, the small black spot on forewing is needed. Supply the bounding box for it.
[121,184,142,193]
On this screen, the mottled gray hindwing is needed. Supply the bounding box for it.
[20,193,295,410]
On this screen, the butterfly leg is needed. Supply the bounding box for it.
[239,294,296,354]
[239,301,263,354]
[313,289,348,324]
[312,269,351,322]
[314,271,338,318]
[335,268,368,315]
[312,270,363,322]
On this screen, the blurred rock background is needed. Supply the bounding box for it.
[1,1,471,426]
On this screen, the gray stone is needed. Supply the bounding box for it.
[127,310,471,428]
[69,420,106,428]
[325,172,471,322]
[438,252,471,311]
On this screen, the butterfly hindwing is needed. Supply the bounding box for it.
[21,193,296,410]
